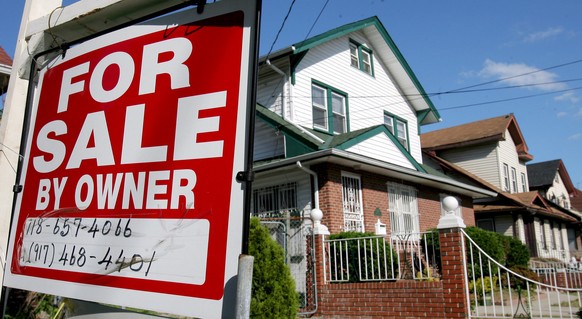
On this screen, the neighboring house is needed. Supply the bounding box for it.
[572,188,582,213]
[0,46,12,120]
[527,159,581,255]
[528,159,578,211]
[251,16,494,311]
[421,114,580,261]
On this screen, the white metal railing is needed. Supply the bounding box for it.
[530,260,582,289]
[323,232,440,283]
[463,229,582,319]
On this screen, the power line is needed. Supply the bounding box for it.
[444,58,582,93]
[440,86,582,111]
[265,0,298,60]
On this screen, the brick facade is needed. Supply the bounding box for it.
[313,163,475,235]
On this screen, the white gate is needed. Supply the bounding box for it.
[463,229,582,319]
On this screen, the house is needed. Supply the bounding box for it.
[527,159,581,254]
[528,159,578,211]
[251,16,494,313]
[0,46,12,120]
[421,114,580,261]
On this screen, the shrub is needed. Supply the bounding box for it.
[497,234,530,267]
[249,217,298,319]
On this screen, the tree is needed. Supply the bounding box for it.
[249,217,298,318]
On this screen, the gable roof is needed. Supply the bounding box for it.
[256,105,425,172]
[0,46,12,93]
[424,151,577,222]
[527,159,576,195]
[421,114,533,162]
[264,16,441,126]
[0,46,11,68]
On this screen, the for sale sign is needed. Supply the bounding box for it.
[4,1,258,317]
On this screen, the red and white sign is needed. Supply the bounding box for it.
[4,1,258,317]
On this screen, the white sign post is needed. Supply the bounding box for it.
[3,1,259,317]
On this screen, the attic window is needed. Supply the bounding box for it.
[349,40,374,76]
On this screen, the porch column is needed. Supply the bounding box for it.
[437,196,470,318]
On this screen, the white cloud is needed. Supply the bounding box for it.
[479,59,567,91]
[555,92,580,103]
[568,133,582,140]
[523,27,564,43]
[577,108,582,117]
[557,111,568,118]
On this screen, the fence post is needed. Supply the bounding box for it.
[437,196,470,318]
[310,208,329,316]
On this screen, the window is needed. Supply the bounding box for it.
[312,82,348,134]
[349,40,374,76]
[521,173,527,192]
[384,111,409,151]
[342,172,364,232]
[511,167,518,193]
[539,220,547,250]
[252,183,297,219]
[550,222,558,250]
[477,219,495,232]
[388,182,419,236]
[502,164,510,192]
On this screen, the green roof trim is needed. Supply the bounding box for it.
[255,104,320,153]
[327,125,426,173]
[293,16,441,125]
[290,50,308,85]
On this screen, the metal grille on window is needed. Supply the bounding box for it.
[252,183,297,219]
[388,183,419,238]
[342,174,364,232]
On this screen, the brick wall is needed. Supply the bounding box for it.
[316,281,446,318]
[311,225,470,318]
[312,163,476,234]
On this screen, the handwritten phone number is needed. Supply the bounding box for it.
[25,217,132,239]
[22,241,155,276]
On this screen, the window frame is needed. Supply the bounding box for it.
[511,167,518,193]
[502,163,510,192]
[387,182,419,237]
[312,80,349,134]
[349,39,374,76]
[521,173,527,192]
[341,172,364,232]
[383,111,410,151]
[252,182,298,219]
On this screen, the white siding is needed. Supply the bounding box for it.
[439,143,500,187]
[257,59,293,119]
[496,131,528,193]
[253,119,284,161]
[345,133,415,169]
[291,32,423,163]
[547,173,571,209]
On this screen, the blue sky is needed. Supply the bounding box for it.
[1,1,581,189]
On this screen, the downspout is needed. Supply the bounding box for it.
[266,60,326,145]
[296,161,319,209]
[266,59,287,120]
[296,161,319,316]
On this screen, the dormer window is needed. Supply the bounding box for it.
[349,40,374,76]
[384,111,409,151]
